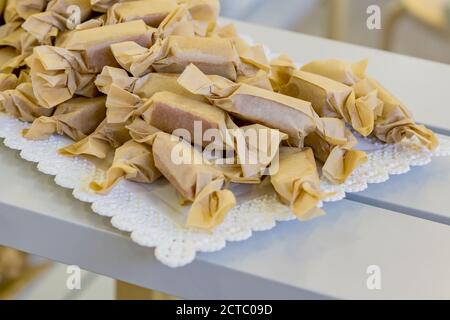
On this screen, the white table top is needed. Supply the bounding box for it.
[348,156,450,225]
[1,19,450,299]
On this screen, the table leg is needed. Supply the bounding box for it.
[382,1,406,50]
[328,0,349,40]
[115,280,177,300]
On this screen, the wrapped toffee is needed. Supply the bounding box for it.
[178,64,321,146]
[271,147,327,220]
[59,119,131,158]
[29,20,155,108]
[152,131,236,231]
[90,139,161,193]
[110,35,240,79]
[23,95,106,141]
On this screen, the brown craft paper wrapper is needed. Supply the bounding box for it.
[226,123,288,182]
[0,73,18,91]
[0,22,39,72]
[105,85,231,148]
[210,23,271,78]
[90,139,161,193]
[155,3,205,39]
[126,117,161,143]
[22,0,93,42]
[281,70,378,137]
[110,35,240,79]
[271,147,326,221]
[368,78,438,151]
[59,119,131,159]
[142,91,230,147]
[95,66,205,101]
[0,82,54,121]
[90,0,121,13]
[177,64,321,145]
[152,131,236,231]
[104,84,150,123]
[17,68,31,84]
[321,146,368,185]
[269,54,296,92]
[177,0,219,22]
[305,118,368,184]
[4,0,47,23]
[58,20,155,72]
[23,95,106,141]
[301,59,368,86]
[29,21,154,108]
[75,15,106,30]
[105,0,177,27]
[95,66,137,94]
[29,45,98,108]
[0,47,21,73]
[133,72,207,101]
[237,70,273,91]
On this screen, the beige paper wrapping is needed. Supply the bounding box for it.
[59,119,131,158]
[23,95,106,141]
[0,22,39,72]
[301,59,368,86]
[269,54,296,92]
[17,68,31,83]
[152,131,236,231]
[143,91,230,147]
[22,0,93,42]
[0,21,22,43]
[90,139,161,193]
[133,72,207,101]
[28,45,98,108]
[225,123,288,182]
[126,117,161,142]
[29,20,154,108]
[154,3,199,39]
[0,73,18,91]
[0,82,54,121]
[177,0,219,22]
[281,70,378,137]
[305,118,368,184]
[105,0,177,27]
[90,0,120,13]
[75,15,106,30]
[4,0,48,23]
[352,78,384,120]
[178,64,321,145]
[104,84,151,123]
[95,66,206,101]
[110,35,240,79]
[237,70,273,91]
[271,147,326,221]
[94,66,137,94]
[368,78,438,151]
[0,47,20,73]
[105,85,230,148]
[58,20,155,72]
[210,23,271,77]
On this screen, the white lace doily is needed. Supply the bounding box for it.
[2,34,450,267]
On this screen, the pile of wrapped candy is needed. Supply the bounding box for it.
[0,0,438,231]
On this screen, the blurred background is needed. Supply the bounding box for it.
[1,0,450,300]
[220,0,450,64]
